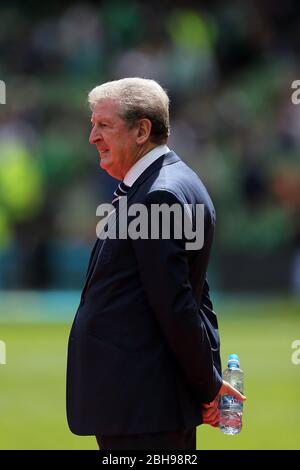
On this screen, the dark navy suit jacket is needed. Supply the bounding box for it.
[66,151,222,436]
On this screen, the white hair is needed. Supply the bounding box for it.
[88,77,170,143]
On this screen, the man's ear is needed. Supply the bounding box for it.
[136,118,152,145]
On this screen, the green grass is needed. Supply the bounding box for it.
[0,297,299,449]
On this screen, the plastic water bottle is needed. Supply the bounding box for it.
[219,354,244,435]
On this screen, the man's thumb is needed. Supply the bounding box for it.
[220,381,247,401]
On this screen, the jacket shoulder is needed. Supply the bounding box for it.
[147,157,214,210]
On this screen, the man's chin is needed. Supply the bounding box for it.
[99,158,110,169]
[99,159,116,178]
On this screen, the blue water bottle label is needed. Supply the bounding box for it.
[220,395,243,409]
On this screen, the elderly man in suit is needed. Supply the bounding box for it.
[66,77,245,450]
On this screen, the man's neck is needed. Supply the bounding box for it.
[122,142,158,179]
[123,143,170,187]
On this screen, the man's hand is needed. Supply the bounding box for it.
[202,380,247,428]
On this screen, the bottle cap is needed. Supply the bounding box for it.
[228,353,240,368]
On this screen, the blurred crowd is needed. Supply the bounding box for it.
[0,0,300,291]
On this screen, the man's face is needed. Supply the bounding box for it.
[89,99,139,180]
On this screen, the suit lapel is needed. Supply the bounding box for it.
[80,151,181,302]
[129,151,180,193]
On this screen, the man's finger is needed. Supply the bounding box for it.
[202,400,217,409]
[210,421,219,427]
[203,416,219,427]
[202,407,219,420]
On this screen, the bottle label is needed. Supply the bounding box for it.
[220,395,243,410]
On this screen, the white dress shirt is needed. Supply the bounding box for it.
[124,144,170,187]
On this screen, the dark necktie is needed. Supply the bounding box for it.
[83,181,130,290]
[111,181,130,206]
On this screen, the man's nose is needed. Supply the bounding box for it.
[89,126,102,145]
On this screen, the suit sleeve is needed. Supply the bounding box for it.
[131,189,222,404]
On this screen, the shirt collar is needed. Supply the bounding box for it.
[124,144,170,187]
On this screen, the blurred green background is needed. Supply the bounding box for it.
[0,0,300,450]
[0,0,300,293]
[1,296,299,450]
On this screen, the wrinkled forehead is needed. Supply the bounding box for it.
[91,99,122,121]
